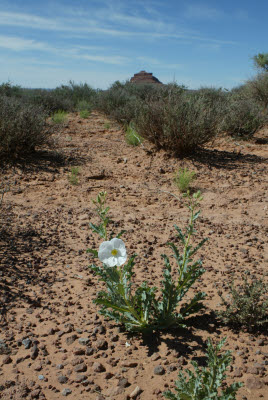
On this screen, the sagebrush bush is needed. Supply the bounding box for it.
[25,89,74,114]
[95,81,185,124]
[220,93,266,137]
[21,82,97,114]
[55,81,97,106]
[217,275,268,331]
[134,87,225,155]
[246,72,268,111]
[96,82,141,124]
[0,96,53,156]
[0,82,23,98]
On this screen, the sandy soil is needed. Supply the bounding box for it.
[0,112,267,400]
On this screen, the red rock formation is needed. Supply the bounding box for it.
[130,70,162,84]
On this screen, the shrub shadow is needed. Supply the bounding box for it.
[1,147,90,174]
[189,148,267,170]
[0,209,57,323]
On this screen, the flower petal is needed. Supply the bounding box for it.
[116,255,127,266]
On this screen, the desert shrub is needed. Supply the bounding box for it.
[164,338,242,400]
[220,93,266,137]
[134,87,224,155]
[0,82,23,98]
[96,83,141,124]
[55,81,97,107]
[25,89,74,114]
[0,96,52,156]
[95,81,185,125]
[246,72,268,111]
[174,167,196,193]
[125,123,143,146]
[51,110,68,124]
[217,275,268,331]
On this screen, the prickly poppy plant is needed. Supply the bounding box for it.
[87,190,207,333]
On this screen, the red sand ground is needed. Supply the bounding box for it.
[0,112,267,400]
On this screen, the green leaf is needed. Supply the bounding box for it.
[86,248,98,257]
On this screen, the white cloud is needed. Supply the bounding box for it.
[0,35,51,51]
[0,35,128,65]
[0,10,237,45]
[184,4,224,20]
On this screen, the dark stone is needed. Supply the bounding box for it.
[2,355,12,364]
[95,339,108,350]
[93,362,106,372]
[117,377,130,388]
[62,388,72,396]
[74,363,87,373]
[22,338,32,349]
[58,376,68,384]
[154,365,165,375]
[66,335,77,345]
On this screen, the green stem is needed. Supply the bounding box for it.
[177,206,194,288]
[118,267,144,325]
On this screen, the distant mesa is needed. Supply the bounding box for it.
[130,70,162,84]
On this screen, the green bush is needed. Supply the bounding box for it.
[125,123,143,146]
[68,167,80,185]
[51,110,68,124]
[80,110,91,119]
[135,87,224,155]
[77,100,93,112]
[174,168,196,193]
[164,338,242,400]
[0,96,52,156]
[217,275,268,331]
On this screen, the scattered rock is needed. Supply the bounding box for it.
[93,362,106,372]
[22,338,32,349]
[154,365,165,375]
[129,386,142,398]
[74,363,87,373]
[2,355,12,364]
[62,388,72,396]
[58,375,68,384]
[246,376,264,390]
[117,377,130,388]
[78,338,90,345]
[66,335,78,345]
[95,339,108,350]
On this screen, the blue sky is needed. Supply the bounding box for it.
[0,0,267,89]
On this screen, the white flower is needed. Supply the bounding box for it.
[98,238,127,267]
